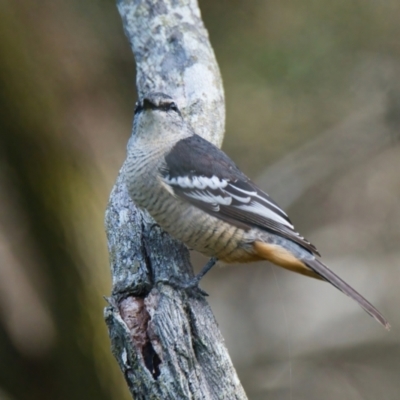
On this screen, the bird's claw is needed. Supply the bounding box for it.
[162,277,209,297]
[182,278,209,297]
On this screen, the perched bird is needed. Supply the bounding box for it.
[126,92,389,329]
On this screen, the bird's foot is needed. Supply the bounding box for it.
[181,277,209,297]
[180,257,218,296]
[156,257,218,297]
[164,276,208,297]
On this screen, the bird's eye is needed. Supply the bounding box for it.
[169,102,178,112]
[143,98,154,110]
[134,101,144,114]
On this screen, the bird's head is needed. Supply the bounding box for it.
[130,92,190,147]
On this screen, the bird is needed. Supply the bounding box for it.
[125,92,389,329]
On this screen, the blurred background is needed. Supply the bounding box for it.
[0,0,399,399]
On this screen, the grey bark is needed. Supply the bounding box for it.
[104,0,247,399]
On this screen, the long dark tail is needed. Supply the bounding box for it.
[304,258,390,330]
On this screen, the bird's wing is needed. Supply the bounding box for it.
[161,134,320,256]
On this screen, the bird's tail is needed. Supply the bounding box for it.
[253,241,390,329]
[303,258,390,330]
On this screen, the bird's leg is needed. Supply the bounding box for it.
[164,257,218,296]
[183,257,218,295]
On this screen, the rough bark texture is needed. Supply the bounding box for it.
[104,0,247,399]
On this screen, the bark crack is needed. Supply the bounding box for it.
[119,296,162,380]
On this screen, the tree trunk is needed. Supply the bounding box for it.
[104,0,247,398]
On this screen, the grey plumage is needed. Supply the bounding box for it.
[125,92,389,329]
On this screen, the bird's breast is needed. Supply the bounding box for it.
[125,146,259,263]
